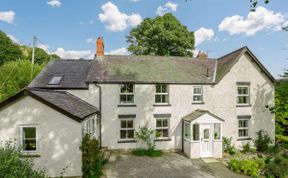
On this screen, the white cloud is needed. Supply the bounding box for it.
[46,0,61,8]
[106,47,129,55]
[89,20,94,25]
[130,0,140,2]
[86,38,94,44]
[98,2,142,31]
[218,6,286,36]
[156,2,178,16]
[53,48,94,59]
[194,27,215,46]
[37,44,49,52]
[7,35,20,44]
[0,11,15,24]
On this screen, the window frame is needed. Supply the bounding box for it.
[192,86,203,103]
[214,123,221,141]
[119,84,135,104]
[83,116,98,138]
[20,125,38,153]
[238,119,249,138]
[155,118,169,139]
[155,84,169,104]
[119,119,134,141]
[237,85,250,105]
[48,76,63,85]
[192,123,200,142]
[183,121,191,141]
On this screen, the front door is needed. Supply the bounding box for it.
[200,124,213,157]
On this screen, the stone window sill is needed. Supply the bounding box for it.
[117,140,137,143]
[153,104,171,107]
[192,102,205,105]
[236,104,252,107]
[21,153,41,158]
[155,138,172,142]
[237,137,252,141]
[118,104,137,107]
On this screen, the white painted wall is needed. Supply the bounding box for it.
[0,96,82,177]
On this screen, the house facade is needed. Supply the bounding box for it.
[0,42,276,177]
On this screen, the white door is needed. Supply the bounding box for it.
[200,124,213,157]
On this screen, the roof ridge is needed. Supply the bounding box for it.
[217,46,247,61]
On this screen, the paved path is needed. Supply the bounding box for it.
[103,153,248,178]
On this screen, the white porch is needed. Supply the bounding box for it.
[182,110,224,158]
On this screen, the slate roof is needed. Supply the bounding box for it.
[182,109,224,122]
[29,60,92,89]
[86,56,216,83]
[0,88,98,122]
[28,46,276,89]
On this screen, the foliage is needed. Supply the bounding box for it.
[242,142,252,153]
[228,157,265,178]
[135,125,156,150]
[223,137,236,155]
[126,13,195,57]
[266,145,282,154]
[79,134,104,178]
[132,148,162,157]
[254,130,272,152]
[250,0,269,11]
[0,140,46,178]
[270,71,288,144]
[0,60,44,102]
[27,47,56,65]
[0,30,23,65]
[265,153,288,178]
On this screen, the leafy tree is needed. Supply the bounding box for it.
[27,47,53,65]
[126,13,195,57]
[272,69,288,143]
[0,60,44,102]
[0,31,23,65]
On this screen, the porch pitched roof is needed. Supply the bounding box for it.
[182,109,224,122]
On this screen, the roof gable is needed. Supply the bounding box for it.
[183,109,224,122]
[215,46,276,84]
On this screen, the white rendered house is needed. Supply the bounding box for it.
[0,39,276,177]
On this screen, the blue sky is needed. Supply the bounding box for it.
[0,0,287,78]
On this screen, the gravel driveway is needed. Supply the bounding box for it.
[103,152,248,178]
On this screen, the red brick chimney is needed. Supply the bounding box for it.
[96,36,104,57]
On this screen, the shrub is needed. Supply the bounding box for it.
[228,157,264,178]
[242,142,251,153]
[267,145,282,154]
[79,134,104,178]
[0,140,46,178]
[254,130,272,152]
[132,148,162,157]
[223,137,236,155]
[135,125,155,150]
[265,154,288,178]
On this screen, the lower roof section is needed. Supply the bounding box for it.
[0,88,98,122]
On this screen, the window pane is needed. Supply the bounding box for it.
[120,130,126,139]
[155,95,161,103]
[23,139,36,151]
[184,123,191,140]
[23,127,36,139]
[214,123,220,140]
[204,129,209,139]
[161,95,168,103]
[162,119,168,127]
[238,87,248,94]
[156,129,162,137]
[193,87,202,94]
[127,130,134,138]
[163,129,169,137]
[193,124,200,141]
[161,85,167,93]
[193,96,202,102]
[237,96,248,104]
[156,85,161,93]
[127,95,134,103]
[120,95,126,103]
[127,120,133,128]
[48,76,62,85]
[127,84,133,93]
[156,120,162,127]
[121,120,126,128]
